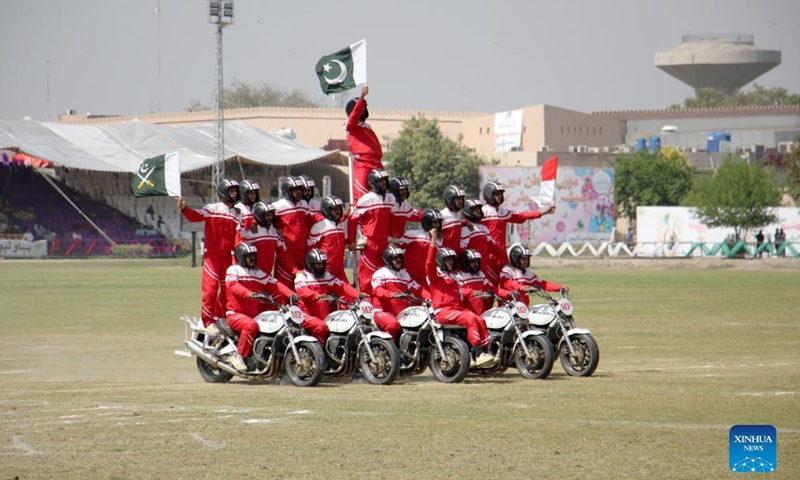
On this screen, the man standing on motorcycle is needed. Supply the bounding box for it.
[481,182,556,284]
[178,179,241,331]
[294,249,361,344]
[308,196,349,282]
[426,229,496,367]
[499,244,568,306]
[347,168,395,294]
[388,177,422,241]
[272,176,315,288]
[236,179,261,232]
[440,185,467,253]
[370,245,429,341]
[225,242,299,372]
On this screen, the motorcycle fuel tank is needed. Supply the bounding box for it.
[396,306,427,328]
[255,311,284,334]
[481,308,512,330]
[325,310,356,333]
[527,304,556,327]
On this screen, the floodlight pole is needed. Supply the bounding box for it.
[209,1,233,197]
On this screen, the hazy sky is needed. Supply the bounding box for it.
[2,0,799,122]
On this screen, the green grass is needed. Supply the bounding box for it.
[0,259,798,479]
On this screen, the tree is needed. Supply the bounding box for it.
[670,84,800,109]
[688,156,781,241]
[614,147,695,223]
[384,115,496,209]
[784,135,800,201]
[186,79,320,111]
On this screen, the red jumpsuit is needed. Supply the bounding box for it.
[345,98,384,203]
[294,270,360,343]
[370,266,430,340]
[456,271,513,315]
[225,264,296,357]
[439,207,463,254]
[181,202,240,327]
[425,245,488,348]
[498,265,564,307]
[271,198,314,287]
[237,223,297,279]
[389,200,422,240]
[481,204,543,284]
[235,201,256,232]
[347,191,395,294]
[395,229,440,289]
[307,218,347,282]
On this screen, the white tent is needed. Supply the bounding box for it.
[0,118,339,172]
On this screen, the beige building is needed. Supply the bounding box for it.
[57,104,626,168]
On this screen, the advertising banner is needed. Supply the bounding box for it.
[480,166,615,244]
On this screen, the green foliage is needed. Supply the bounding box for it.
[671,84,800,109]
[384,115,496,209]
[784,135,800,200]
[186,79,319,111]
[688,156,781,241]
[614,147,695,223]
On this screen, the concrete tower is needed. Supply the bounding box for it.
[655,35,781,95]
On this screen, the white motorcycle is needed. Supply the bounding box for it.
[395,294,472,384]
[477,292,555,379]
[527,288,599,377]
[319,295,401,385]
[176,295,326,387]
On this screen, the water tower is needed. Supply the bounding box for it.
[655,34,781,95]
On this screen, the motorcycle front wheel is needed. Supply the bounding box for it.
[359,338,400,385]
[284,341,325,387]
[559,333,599,377]
[196,357,233,383]
[514,335,555,379]
[429,336,470,384]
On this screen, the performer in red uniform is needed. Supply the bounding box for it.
[455,249,513,315]
[395,208,443,289]
[481,182,555,284]
[308,196,348,282]
[225,242,298,371]
[178,179,241,329]
[294,249,362,344]
[459,198,492,270]
[272,176,314,287]
[299,175,322,216]
[425,229,496,368]
[347,169,395,294]
[345,85,383,203]
[369,246,429,341]
[236,179,261,232]
[440,185,466,253]
[388,177,422,241]
[499,244,568,307]
[238,201,298,279]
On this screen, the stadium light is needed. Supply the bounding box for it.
[208,1,234,196]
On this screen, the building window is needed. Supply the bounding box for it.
[479,127,483,134]
[600,126,603,134]
[580,126,583,134]
[593,126,596,134]
[523,125,526,133]
[561,126,564,134]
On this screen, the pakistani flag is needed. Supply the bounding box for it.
[315,39,367,95]
[131,152,182,197]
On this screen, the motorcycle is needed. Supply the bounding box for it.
[394,294,472,383]
[526,288,599,377]
[319,295,401,385]
[477,292,555,379]
[176,294,326,387]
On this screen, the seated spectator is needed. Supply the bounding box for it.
[22,230,34,242]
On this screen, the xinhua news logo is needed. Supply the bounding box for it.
[729,425,777,473]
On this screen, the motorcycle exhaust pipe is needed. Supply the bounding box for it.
[185,341,244,378]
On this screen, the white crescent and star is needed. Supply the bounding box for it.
[323,59,348,85]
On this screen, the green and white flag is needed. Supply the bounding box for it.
[131,152,182,197]
[314,39,367,95]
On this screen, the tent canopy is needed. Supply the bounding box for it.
[0,119,340,173]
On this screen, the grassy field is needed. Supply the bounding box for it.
[0,258,798,479]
